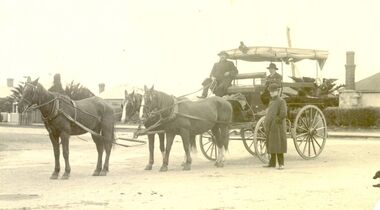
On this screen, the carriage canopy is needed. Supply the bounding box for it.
[224,46,328,69]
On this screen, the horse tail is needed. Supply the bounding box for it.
[223,126,229,151]
[190,136,197,153]
[218,98,232,152]
[111,122,116,149]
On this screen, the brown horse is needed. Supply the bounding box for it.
[20,78,115,179]
[121,90,166,170]
[141,86,232,171]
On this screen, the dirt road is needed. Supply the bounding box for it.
[0,127,379,210]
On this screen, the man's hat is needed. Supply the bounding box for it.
[217,51,229,57]
[268,83,280,91]
[267,63,278,70]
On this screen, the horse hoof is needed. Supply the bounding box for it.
[61,173,70,180]
[215,162,224,168]
[92,171,101,176]
[99,170,107,176]
[182,164,191,171]
[50,173,59,180]
[159,166,168,172]
[145,165,153,170]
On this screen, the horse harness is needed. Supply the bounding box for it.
[136,96,229,136]
[37,96,103,137]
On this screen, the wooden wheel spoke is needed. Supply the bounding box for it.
[314,132,326,139]
[258,128,265,135]
[296,132,308,139]
[311,110,319,128]
[303,111,311,127]
[203,140,211,146]
[302,136,309,154]
[311,136,317,156]
[209,143,215,155]
[257,136,266,140]
[308,109,313,127]
[299,117,309,129]
[315,127,326,131]
[249,140,254,148]
[311,136,322,149]
[297,126,309,133]
[205,142,213,154]
[298,132,308,145]
[260,142,267,154]
[308,135,311,157]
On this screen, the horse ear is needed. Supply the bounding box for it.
[124,90,128,97]
[150,85,154,91]
[131,90,135,96]
[144,85,148,92]
[33,78,39,85]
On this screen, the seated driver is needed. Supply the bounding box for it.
[198,51,238,98]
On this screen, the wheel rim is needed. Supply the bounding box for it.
[254,116,269,163]
[199,131,217,161]
[241,128,256,156]
[293,105,327,159]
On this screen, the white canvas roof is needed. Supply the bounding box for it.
[224,46,328,69]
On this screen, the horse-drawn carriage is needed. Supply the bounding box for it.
[17,46,337,176]
[199,46,336,163]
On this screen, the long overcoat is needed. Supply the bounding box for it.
[264,96,287,153]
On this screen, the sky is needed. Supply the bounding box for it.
[1,0,379,96]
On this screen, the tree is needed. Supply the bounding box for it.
[48,74,94,100]
[64,81,94,100]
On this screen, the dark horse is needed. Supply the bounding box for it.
[20,78,115,179]
[121,90,165,170]
[141,86,232,171]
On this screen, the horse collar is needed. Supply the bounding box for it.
[41,99,60,123]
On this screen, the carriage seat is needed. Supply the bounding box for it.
[228,72,267,94]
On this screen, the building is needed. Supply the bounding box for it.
[98,83,143,121]
[339,52,380,108]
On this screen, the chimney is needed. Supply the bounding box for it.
[345,51,356,90]
[99,83,105,94]
[7,78,14,87]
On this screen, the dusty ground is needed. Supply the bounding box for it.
[0,126,380,210]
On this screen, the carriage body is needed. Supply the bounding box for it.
[200,46,335,163]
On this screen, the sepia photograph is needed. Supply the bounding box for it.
[1,0,380,209]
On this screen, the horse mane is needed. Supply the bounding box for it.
[153,89,175,116]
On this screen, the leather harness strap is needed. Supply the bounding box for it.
[59,111,102,137]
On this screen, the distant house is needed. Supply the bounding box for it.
[340,72,380,108]
[356,72,380,91]
[98,84,143,121]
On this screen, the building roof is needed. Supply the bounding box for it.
[98,84,143,100]
[356,72,380,91]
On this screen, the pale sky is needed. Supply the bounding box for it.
[1,0,379,95]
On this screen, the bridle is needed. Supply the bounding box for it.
[20,82,57,112]
[20,83,39,107]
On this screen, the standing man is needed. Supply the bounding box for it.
[263,83,287,170]
[260,63,283,106]
[48,73,65,94]
[198,51,238,98]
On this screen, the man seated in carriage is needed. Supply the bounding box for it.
[198,51,238,98]
[260,63,283,106]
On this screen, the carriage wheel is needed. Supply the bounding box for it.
[292,105,327,159]
[253,116,270,164]
[199,131,217,161]
[241,128,256,156]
